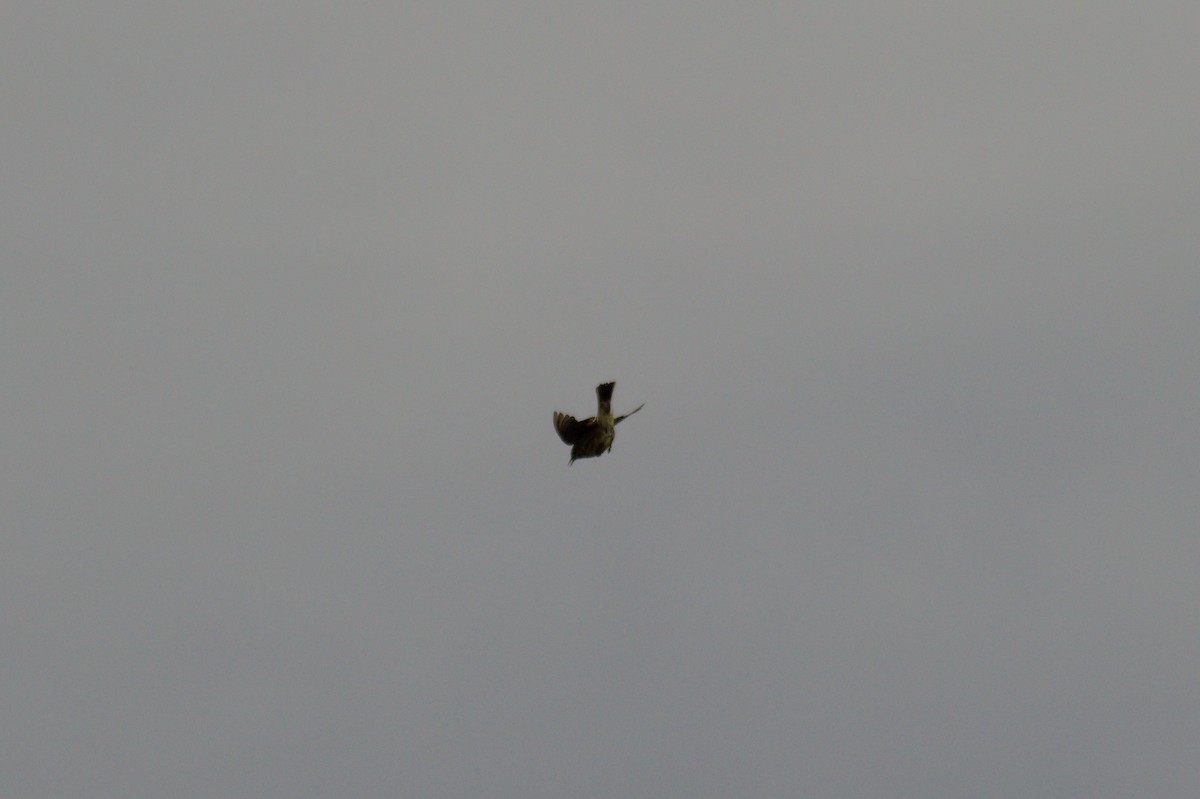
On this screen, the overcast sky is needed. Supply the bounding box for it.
[3,3,1198,797]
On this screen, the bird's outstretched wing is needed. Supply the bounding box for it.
[553,412,583,444]
[614,403,644,425]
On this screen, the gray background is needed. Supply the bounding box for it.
[4,3,1197,797]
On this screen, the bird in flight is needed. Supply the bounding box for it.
[553,382,644,465]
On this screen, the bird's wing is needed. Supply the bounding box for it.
[614,403,644,425]
[553,412,582,444]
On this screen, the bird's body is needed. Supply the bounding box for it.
[553,382,643,464]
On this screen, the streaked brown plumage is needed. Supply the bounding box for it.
[553,381,644,464]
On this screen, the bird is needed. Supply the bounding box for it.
[553,381,644,465]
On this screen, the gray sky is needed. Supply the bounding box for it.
[3,3,1198,797]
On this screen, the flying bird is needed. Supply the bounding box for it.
[553,381,644,465]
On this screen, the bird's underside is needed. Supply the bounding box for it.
[553,381,644,464]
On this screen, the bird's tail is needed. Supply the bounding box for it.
[596,382,615,402]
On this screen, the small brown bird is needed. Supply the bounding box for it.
[553,382,644,465]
